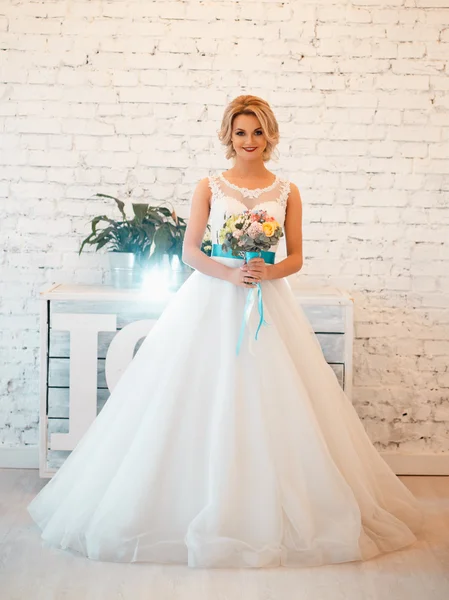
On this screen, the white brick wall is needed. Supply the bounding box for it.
[0,0,448,455]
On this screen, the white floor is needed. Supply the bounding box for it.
[0,470,448,600]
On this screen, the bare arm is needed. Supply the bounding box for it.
[181,177,233,281]
[267,182,303,279]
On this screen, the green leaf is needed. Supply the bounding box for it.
[96,237,111,251]
[132,203,149,222]
[92,228,114,245]
[149,226,173,263]
[142,210,164,224]
[95,194,127,219]
[79,233,95,255]
[157,206,172,218]
[90,215,109,234]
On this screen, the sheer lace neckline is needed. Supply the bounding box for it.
[219,172,279,199]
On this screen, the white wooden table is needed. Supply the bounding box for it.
[39,282,354,477]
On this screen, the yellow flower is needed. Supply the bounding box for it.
[226,216,238,232]
[262,222,276,237]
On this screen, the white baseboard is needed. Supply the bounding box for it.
[1,446,448,475]
[0,445,39,469]
[381,452,449,476]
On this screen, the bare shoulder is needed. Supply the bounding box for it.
[192,176,212,198]
[197,176,212,189]
[288,181,301,197]
[189,176,213,211]
[286,181,302,207]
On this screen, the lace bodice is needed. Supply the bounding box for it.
[207,172,291,252]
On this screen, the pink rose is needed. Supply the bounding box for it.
[247,222,263,237]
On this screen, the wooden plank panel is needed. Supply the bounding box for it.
[49,330,147,359]
[301,304,345,333]
[48,358,107,388]
[50,301,165,328]
[50,300,346,333]
[328,363,344,387]
[315,333,345,362]
[49,330,116,359]
[46,450,71,470]
[48,388,110,418]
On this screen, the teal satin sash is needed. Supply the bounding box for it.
[211,245,274,355]
[211,244,275,265]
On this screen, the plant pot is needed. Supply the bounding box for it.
[109,252,137,288]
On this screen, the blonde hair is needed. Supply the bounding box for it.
[218,95,280,162]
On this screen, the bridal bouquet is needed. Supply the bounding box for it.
[217,210,284,356]
[218,209,283,258]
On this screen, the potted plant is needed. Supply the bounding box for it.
[79,194,191,289]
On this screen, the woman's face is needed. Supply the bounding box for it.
[231,113,267,161]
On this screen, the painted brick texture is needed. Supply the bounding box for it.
[0,0,448,454]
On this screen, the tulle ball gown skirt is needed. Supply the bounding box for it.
[28,258,424,568]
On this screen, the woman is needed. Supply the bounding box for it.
[28,95,423,568]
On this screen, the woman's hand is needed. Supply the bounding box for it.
[240,257,270,283]
[226,259,262,288]
[227,266,258,288]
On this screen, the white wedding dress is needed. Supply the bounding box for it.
[28,172,424,568]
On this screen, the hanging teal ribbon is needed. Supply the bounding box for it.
[254,281,269,341]
[234,280,270,353]
[211,247,275,356]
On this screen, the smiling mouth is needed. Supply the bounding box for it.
[243,147,257,152]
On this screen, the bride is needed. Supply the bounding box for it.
[28,94,423,568]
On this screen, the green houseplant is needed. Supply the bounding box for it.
[79,194,191,288]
